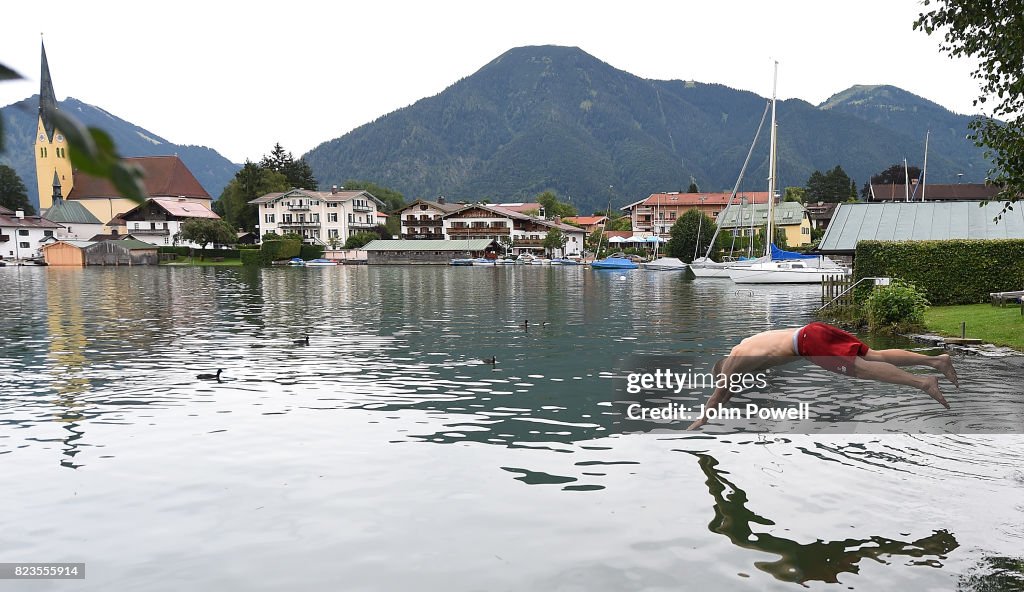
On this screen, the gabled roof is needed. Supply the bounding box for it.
[0,212,62,229]
[248,188,383,206]
[120,197,220,221]
[42,240,95,249]
[44,199,102,225]
[869,183,1000,202]
[0,205,12,215]
[718,202,807,229]
[68,156,210,200]
[395,199,462,214]
[564,216,607,226]
[818,201,1024,253]
[494,202,543,213]
[621,192,771,210]
[85,238,157,251]
[363,239,496,251]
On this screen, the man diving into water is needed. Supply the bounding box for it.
[687,322,959,430]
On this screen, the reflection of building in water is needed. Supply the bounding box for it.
[46,269,91,469]
[692,452,958,584]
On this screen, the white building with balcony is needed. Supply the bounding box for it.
[0,205,64,261]
[119,197,224,249]
[396,198,462,240]
[250,187,384,245]
[442,203,585,257]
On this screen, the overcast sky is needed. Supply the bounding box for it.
[1,0,981,165]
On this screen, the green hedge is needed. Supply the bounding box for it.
[260,239,301,263]
[299,244,325,260]
[855,240,1024,305]
[241,250,263,266]
[158,246,241,258]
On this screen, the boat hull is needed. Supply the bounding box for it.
[729,266,850,284]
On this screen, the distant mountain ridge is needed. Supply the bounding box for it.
[0,96,239,209]
[304,45,989,214]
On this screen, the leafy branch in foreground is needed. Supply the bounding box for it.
[1,60,146,204]
[915,1,1024,217]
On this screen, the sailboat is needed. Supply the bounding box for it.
[727,63,850,285]
[690,100,772,278]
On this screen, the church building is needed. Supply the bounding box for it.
[34,41,216,233]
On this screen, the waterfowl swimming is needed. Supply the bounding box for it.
[483,356,497,365]
[197,369,222,380]
[293,336,310,346]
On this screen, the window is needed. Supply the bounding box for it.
[19,242,29,248]
[265,214,275,223]
[328,229,339,238]
[348,214,354,223]
[328,213,338,223]
[312,214,320,223]
[18,229,28,236]
[44,230,53,237]
[298,214,305,223]
[282,214,293,223]
[801,227,810,235]
[135,223,142,230]
[164,237,169,244]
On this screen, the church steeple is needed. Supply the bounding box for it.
[39,40,58,141]
[35,38,73,212]
[52,170,63,203]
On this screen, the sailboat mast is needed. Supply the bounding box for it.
[702,100,770,261]
[765,61,778,259]
[922,130,930,202]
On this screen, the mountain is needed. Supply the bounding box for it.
[0,96,239,209]
[818,84,985,182]
[304,45,989,214]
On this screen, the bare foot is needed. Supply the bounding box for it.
[921,376,950,409]
[934,354,959,388]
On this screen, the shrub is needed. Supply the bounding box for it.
[240,249,263,266]
[299,244,325,260]
[260,239,301,263]
[344,232,379,249]
[864,280,930,333]
[855,239,1024,305]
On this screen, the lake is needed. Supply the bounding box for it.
[1,265,1022,590]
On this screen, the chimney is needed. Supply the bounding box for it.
[16,210,24,219]
[437,196,446,205]
[553,216,561,224]
[331,185,338,194]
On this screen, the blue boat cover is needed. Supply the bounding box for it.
[770,244,818,260]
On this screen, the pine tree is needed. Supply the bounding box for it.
[0,165,36,216]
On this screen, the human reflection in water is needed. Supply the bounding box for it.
[691,452,959,584]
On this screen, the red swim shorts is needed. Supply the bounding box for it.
[796,322,869,376]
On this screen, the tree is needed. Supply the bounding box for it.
[542,227,568,257]
[860,163,923,199]
[175,218,237,258]
[216,161,290,231]
[536,191,577,219]
[805,166,855,202]
[665,209,717,263]
[344,231,378,249]
[261,143,318,190]
[687,181,700,193]
[0,165,35,215]
[916,2,1024,213]
[341,180,404,213]
[783,187,805,203]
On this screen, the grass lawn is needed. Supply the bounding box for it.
[924,303,1024,350]
[161,255,242,266]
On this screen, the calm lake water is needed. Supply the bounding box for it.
[1,265,1022,591]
